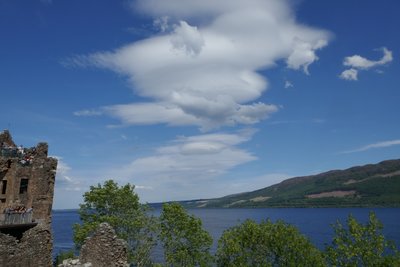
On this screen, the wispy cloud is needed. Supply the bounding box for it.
[106,129,258,201]
[153,16,170,32]
[53,156,83,191]
[340,47,393,81]
[268,118,325,125]
[284,80,294,89]
[135,185,153,190]
[73,109,103,116]
[228,173,291,191]
[341,139,400,154]
[68,0,330,130]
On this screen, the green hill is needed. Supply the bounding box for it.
[181,159,400,208]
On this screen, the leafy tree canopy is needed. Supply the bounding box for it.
[73,180,157,266]
[325,211,400,266]
[159,202,213,267]
[216,219,325,267]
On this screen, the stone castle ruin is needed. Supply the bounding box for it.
[0,130,57,267]
[59,223,129,267]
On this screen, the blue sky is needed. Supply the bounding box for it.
[1,0,399,209]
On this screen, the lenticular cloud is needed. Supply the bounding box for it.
[75,0,330,130]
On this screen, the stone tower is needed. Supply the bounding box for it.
[0,130,58,267]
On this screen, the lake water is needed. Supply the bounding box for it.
[52,208,400,261]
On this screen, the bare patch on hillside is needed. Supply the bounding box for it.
[307,190,356,199]
[343,171,400,185]
[343,179,357,185]
[225,200,247,207]
[196,200,209,208]
[378,170,400,177]
[250,196,271,202]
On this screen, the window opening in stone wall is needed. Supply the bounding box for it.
[1,180,7,194]
[19,179,28,194]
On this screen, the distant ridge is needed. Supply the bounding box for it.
[177,159,400,208]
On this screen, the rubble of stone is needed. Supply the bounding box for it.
[58,258,92,267]
[59,223,129,267]
[0,130,57,267]
[0,224,53,267]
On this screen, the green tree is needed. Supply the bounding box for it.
[159,202,213,266]
[73,180,157,266]
[325,211,400,266]
[216,219,325,267]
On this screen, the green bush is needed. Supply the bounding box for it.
[216,219,325,267]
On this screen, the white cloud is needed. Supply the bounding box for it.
[73,109,103,116]
[108,130,258,200]
[75,98,278,131]
[284,80,294,88]
[71,0,330,130]
[135,185,153,190]
[341,47,393,81]
[227,173,291,192]
[341,139,400,154]
[339,68,358,81]
[343,47,393,69]
[170,21,205,56]
[53,156,82,191]
[153,16,170,32]
[268,118,325,125]
[287,39,327,74]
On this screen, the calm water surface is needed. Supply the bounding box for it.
[52,208,400,261]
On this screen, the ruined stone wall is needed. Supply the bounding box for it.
[0,224,53,267]
[79,223,129,267]
[0,130,57,226]
[58,223,129,267]
[0,130,57,267]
